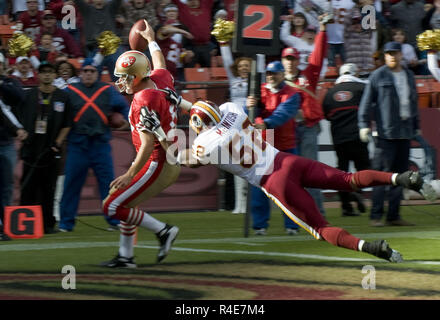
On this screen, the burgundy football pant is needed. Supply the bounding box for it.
[260,152,393,251]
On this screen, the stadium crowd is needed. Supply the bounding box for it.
[0,0,437,80]
[0,0,438,240]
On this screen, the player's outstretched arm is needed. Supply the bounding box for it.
[158,88,192,111]
[428,51,440,81]
[177,148,203,168]
[136,19,166,70]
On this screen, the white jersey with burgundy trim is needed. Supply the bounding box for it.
[192,102,279,186]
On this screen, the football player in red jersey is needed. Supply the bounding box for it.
[102,20,190,268]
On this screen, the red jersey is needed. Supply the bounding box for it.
[19,11,43,40]
[129,69,177,160]
[35,27,83,58]
[223,0,236,21]
[11,72,39,88]
[157,37,182,78]
[49,0,83,29]
[287,31,328,126]
[149,68,175,92]
[258,84,299,151]
[173,0,214,44]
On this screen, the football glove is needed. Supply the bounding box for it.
[359,128,371,143]
[140,106,167,141]
[159,88,182,107]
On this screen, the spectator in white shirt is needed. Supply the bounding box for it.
[326,0,355,67]
[281,23,328,76]
[294,0,331,29]
[284,12,309,38]
[427,50,440,81]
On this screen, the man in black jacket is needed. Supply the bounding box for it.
[18,62,72,234]
[0,99,28,241]
[359,42,421,227]
[0,53,26,239]
[322,63,370,217]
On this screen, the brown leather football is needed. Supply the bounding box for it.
[129,19,147,52]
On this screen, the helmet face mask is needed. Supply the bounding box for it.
[115,74,135,93]
[189,101,221,134]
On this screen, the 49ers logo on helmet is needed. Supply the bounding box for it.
[121,56,136,68]
[333,91,353,102]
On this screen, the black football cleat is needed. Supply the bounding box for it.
[362,240,403,263]
[100,254,137,268]
[396,171,423,191]
[156,224,179,263]
[396,171,437,201]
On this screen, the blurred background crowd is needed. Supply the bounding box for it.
[0,0,438,84]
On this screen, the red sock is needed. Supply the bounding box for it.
[352,170,393,188]
[318,226,360,251]
[105,206,130,222]
[110,207,147,226]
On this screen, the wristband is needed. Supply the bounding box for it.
[154,126,167,142]
[148,41,161,53]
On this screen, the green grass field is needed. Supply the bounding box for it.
[1,204,440,300]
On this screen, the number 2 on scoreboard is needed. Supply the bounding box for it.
[242,5,273,40]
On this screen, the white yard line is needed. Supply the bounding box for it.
[136,245,378,262]
[2,230,440,250]
[1,230,439,265]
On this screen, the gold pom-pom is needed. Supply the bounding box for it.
[97,31,121,56]
[211,19,235,43]
[417,29,440,51]
[8,32,34,57]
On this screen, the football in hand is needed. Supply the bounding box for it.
[129,19,148,52]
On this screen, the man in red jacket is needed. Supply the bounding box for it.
[172,0,215,67]
[246,61,301,235]
[282,14,329,217]
[18,0,43,40]
[35,10,83,58]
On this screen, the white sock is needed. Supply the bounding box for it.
[126,208,165,233]
[391,173,398,186]
[358,239,365,252]
[139,214,166,233]
[119,222,136,258]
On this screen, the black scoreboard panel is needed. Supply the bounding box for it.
[232,0,281,56]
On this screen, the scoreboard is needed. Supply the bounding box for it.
[232,0,281,55]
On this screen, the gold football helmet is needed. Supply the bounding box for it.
[114,50,151,93]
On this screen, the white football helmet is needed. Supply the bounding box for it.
[189,100,222,134]
[114,50,151,93]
